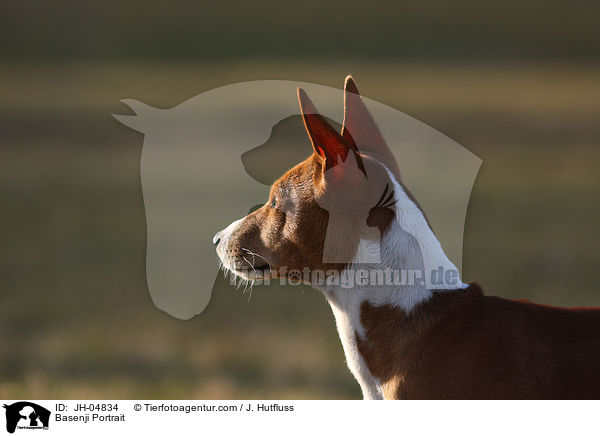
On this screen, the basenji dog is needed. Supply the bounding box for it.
[214,76,600,399]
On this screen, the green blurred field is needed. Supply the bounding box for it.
[1,61,599,399]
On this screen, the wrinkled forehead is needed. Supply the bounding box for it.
[271,158,317,197]
[273,179,294,203]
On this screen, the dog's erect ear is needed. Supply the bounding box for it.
[298,88,350,170]
[297,87,366,177]
[342,76,400,176]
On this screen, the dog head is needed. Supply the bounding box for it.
[214,76,405,283]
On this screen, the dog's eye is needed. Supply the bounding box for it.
[269,197,277,209]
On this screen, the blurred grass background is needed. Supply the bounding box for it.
[1,0,599,399]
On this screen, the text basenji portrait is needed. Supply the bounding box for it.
[214,76,600,400]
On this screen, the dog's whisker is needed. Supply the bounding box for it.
[242,255,256,274]
[247,284,254,303]
[242,248,272,273]
[241,248,258,270]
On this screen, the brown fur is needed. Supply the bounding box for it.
[356,283,600,399]
[225,156,330,275]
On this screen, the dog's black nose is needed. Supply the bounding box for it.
[212,232,221,247]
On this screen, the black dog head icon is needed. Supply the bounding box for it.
[3,402,50,434]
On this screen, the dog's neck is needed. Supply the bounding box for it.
[312,169,467,399]
[316,168,467,311]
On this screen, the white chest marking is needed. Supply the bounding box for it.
[328,296,384,400]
